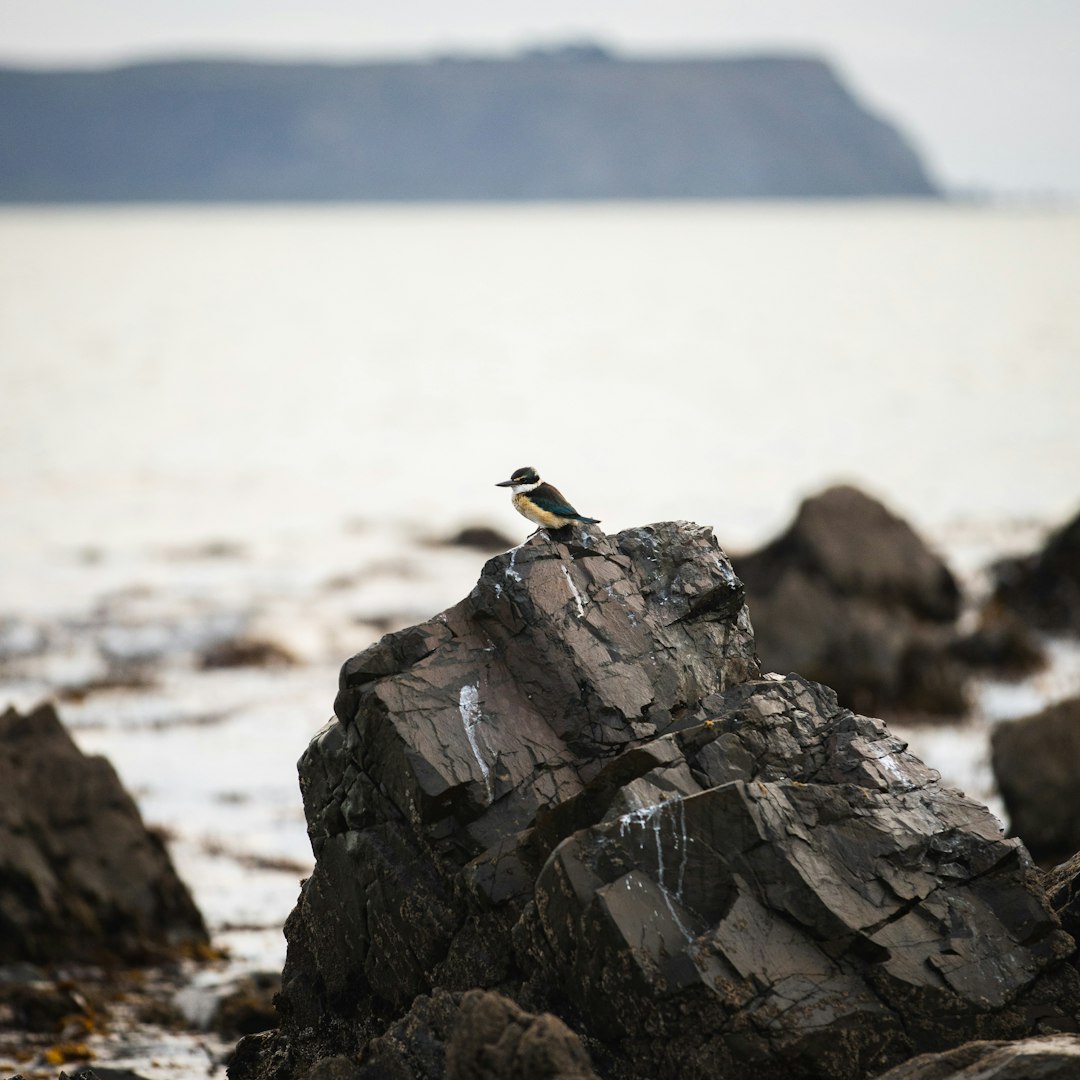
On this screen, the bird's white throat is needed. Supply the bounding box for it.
[511,480,541,494]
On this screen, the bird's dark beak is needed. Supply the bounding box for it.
[495,479,514,487]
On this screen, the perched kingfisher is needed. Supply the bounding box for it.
[496,466,600,532]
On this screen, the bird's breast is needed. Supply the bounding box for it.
[512,492,570,528]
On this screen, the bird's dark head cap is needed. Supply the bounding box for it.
[496,466,539,487]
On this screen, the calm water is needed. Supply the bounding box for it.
[2,202,1079,568]
[1,202,1079,1072]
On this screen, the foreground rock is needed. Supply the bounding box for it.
[231,522,1079,1080]
[304,988,600,1080]
[992,696,1080,862]
[873,1034,1080,1079]
[992,505,1080,635]
[735,485,966,718]
[0,702,208,964]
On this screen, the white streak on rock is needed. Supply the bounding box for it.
[505,546,522,583]
[675,797,688,900]
[458,683,493,803]
[560,565,586,618]
[616,797,693,941]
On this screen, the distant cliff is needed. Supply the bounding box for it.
[0,48,939,201]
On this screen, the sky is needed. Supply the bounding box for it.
[2,1,1079,196]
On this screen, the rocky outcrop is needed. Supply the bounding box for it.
[0,702,208,964]
[872,1034,1080,1079]
[992,697,1080,862]
[735,485,966,717]
[231,521,1080,1080]
[991,505,1080,635]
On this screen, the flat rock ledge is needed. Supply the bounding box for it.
[230,522,1080,1080]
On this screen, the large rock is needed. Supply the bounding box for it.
[735,485,966,717]
[0,702,207,964]
[231,522,1079,1080]
[992,697,1080,862]
[992,505,1080,635]
[872,1034,1080,1079]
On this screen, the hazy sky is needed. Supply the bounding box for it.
[3,1,1079,195]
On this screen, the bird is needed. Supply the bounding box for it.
[495,466,600,533]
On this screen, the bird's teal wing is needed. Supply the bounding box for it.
[531,483,581,518]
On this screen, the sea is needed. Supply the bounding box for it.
[1,200,1079,1076]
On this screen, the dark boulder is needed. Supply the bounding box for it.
[199,637,298,669]
[231,521,1079,1080]
[992,506,1080,634]
[436,525,517,553]
[948,609,1046,679]
[991,696,1080,862]
[735,485,966,717]
[872,1034,1080,1079]
[0,702,208,964]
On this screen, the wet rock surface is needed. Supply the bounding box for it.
[0,702,208,964]
[992,505,1080,635]
[871,1034,1080,1079]
[735,485,966,717]
[991,696,1080,863]
[229,521,1080,1080]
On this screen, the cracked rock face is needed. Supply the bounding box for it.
[231,522,1079,1080]
[520,676,1075,1077]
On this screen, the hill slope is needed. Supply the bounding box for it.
[0,50,939,201]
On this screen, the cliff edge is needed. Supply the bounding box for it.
[0,52,938,201]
